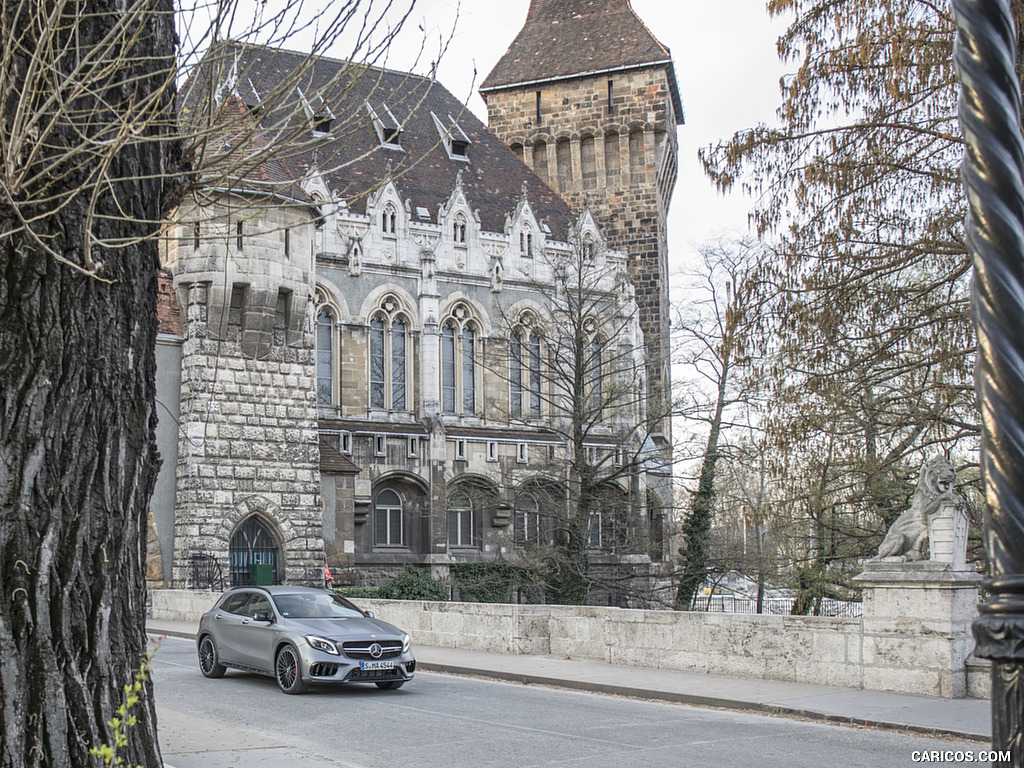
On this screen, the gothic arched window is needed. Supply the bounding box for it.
[229,517,280,586]
[447,489,475,548]
[374,489,404,546]
[510,318,542,419]
[369,297,409,411]
[514,490,541,545]
[440,303,477,415]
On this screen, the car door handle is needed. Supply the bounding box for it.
[241,619,251,625]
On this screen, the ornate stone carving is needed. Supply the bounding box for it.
[871,456,960,563]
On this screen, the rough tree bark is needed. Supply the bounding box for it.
[0,0,180,765]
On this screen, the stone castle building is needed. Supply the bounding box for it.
[151,0,680,605]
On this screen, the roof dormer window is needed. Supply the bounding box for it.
[367,102,403,149]
[431,112,472,162]
[298,88,335,137]
[242,79,263,118]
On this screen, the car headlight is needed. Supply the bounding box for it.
[402,633,411,653]
[306,635,339,655]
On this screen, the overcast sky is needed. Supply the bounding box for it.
[364,0,793,282]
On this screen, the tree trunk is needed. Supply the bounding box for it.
[675,352,731,610]
[0,1,179,765]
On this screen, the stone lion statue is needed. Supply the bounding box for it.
[871,456,959,562]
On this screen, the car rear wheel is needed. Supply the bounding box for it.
[375,681,405,690]
[275,646,308,694]
[198,636,226,679]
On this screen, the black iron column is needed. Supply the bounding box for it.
[954,0,1024,761]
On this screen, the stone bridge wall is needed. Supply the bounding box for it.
[151,589,989,699]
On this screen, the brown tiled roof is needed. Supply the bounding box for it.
[481,0,683,125]
[204,93,314,205]
[182,43,574,236]
[156,268,182,336]
[319,437,361,475]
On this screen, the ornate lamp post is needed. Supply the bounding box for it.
[954,0,1024,761]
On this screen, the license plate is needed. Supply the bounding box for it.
[361,660,395,671]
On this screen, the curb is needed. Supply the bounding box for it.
[416,662,990,744]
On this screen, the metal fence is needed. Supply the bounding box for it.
[188,552,224,592]
[695,594,863,618]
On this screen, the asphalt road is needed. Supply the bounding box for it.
[151,636,992,768]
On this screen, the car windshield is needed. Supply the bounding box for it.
[272,592,365,619]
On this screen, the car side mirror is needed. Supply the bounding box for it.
[253,610,274,623]
[364,610,374,618]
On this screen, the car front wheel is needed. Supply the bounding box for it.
[198,636,226,679]
[275,646,308,694]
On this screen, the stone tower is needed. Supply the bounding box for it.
[481,0,682,442]
[162,171,326,586]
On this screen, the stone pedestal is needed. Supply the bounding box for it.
[854,561,981,697]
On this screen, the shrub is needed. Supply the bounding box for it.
[333,586,382,599]
[377,564,448,601]
[451,561,546,604]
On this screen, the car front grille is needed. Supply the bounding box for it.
[342,641,403,660]
[346,666,403,681]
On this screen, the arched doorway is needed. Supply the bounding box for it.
[229,516,281,586]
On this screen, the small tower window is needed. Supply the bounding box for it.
[607,79,614,114]
[453,216,467,244]
[284,228,290,258]
[535,90,542,124]
[236,221,243,251]
[520,230,534,258]
[228,284,248,329]
[382,205,397,235]
[193,222,200,251]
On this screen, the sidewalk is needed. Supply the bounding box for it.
[146,618,990,744]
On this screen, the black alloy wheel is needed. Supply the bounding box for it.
[275,646,308,694]
[198,636,226,679]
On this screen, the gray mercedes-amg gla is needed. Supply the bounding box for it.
[196,585,415,694]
